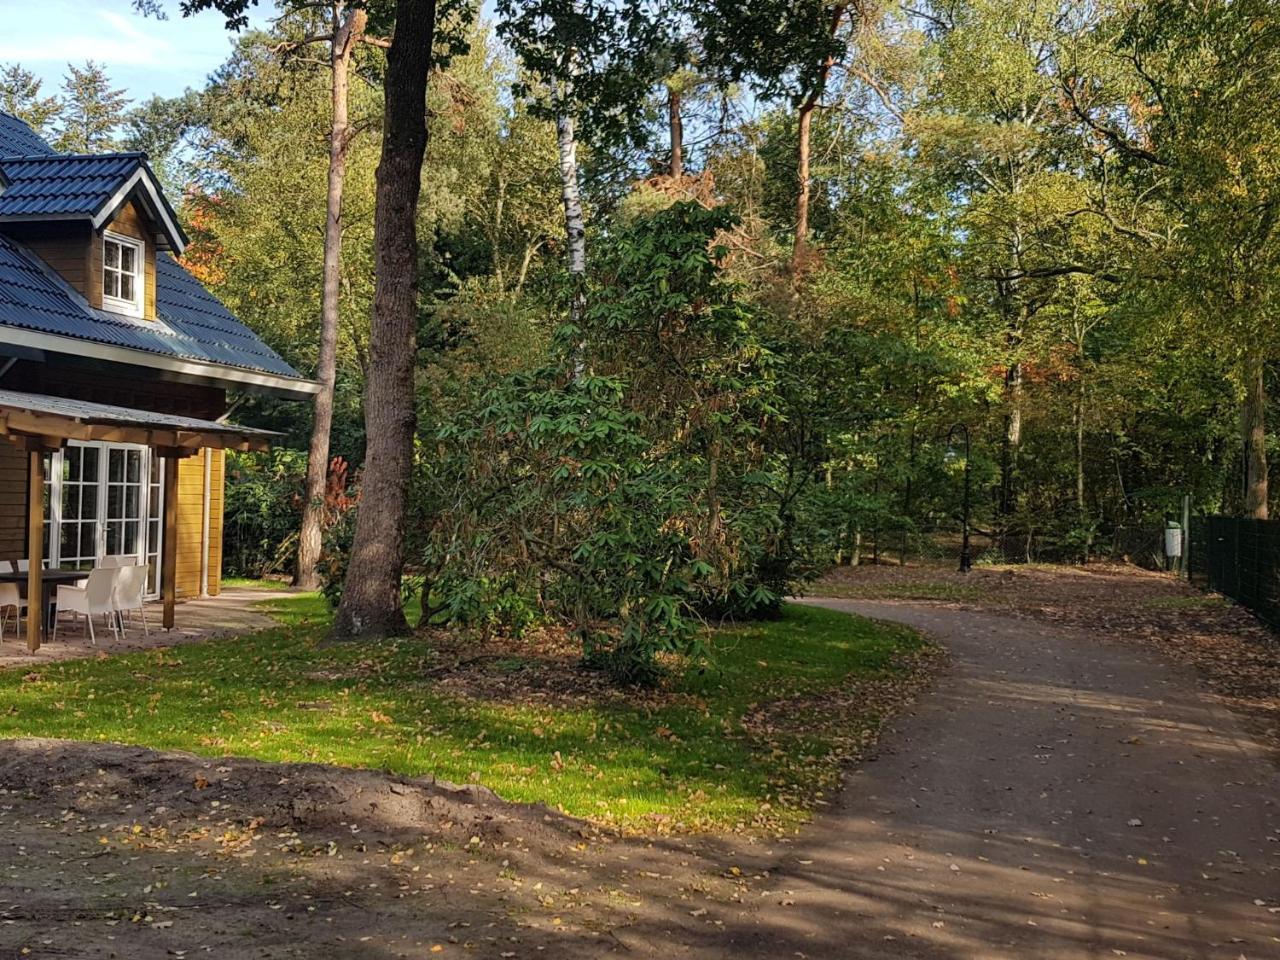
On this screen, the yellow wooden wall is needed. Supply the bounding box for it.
[175,449,224,598]
[208,449,224,596]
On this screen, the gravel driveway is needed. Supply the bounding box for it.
[673,600,1280,959]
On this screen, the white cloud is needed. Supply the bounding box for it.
[0,0,271,101]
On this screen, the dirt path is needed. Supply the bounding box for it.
[667,600,1279,959]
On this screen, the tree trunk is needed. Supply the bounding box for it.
[1241,350,1269,519]
[554,92,586,281]
[668,87,683,178]
[296,3,366,591]
[552,81,586,370]
[1074,365,1091,562]
[1000,361,1022,517]
[789,3,846,277]
[332,0,436,640]
[792,97,815,272]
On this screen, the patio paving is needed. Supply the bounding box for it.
[0,584,296,667]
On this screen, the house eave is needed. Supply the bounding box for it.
[92,163,188,253]
[0,326,321,401]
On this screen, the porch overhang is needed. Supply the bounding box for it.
[0,388,279,653]
[0,388,279,454]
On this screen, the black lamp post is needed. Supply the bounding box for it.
[946,423,973,574]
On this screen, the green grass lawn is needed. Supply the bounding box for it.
[0,595,927,834]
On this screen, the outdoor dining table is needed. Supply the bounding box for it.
[0,568,87,640]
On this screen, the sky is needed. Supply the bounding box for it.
[0,0,275,105]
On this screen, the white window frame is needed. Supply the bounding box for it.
[43,441,164,600]
[102,231,145,318]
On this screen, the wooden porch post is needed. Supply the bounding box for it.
[25,448,43,652]
[161,454,179,630]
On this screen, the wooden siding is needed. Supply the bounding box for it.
[0,442,25,562]
[176,453,205,598]
[208,449,224,596]
[102,200,157,319]
[0,221,93,301]
[0,196,159,316]
[3,358,226,421]
[173,448,225,598]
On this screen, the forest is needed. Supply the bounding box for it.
[4,0,1276,680]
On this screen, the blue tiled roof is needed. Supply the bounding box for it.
[0,113,56,158]
[0,153,143,218]
[0,232,303,381]
[0,112,306,388]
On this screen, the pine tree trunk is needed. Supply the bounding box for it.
[296,4,366,591]
[332,0,436,640]
[1241,350,1269,519]
[789,3,846,277]
[792,97,815,272]
[668,87,683,178]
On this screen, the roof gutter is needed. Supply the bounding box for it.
[0,326,321,401]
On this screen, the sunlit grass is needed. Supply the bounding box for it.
[0,595,923,833]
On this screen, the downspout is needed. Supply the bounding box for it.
[199,447,212,597]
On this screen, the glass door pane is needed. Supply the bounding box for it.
[57,445,100,571]
[105,447,145,562]
[146,453,163,597]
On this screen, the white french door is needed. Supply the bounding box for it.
[42,441,164,599]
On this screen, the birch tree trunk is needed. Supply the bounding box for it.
[554,91,586,282]
[332,0,436,640]
[296,3,366,591]
[552,81,587,373]
[1241,350,1269,519]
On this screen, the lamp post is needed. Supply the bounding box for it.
[946,423,973,574]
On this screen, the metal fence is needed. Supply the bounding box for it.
[1189,516,1280,628]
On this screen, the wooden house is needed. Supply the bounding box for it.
[0,112,318,649]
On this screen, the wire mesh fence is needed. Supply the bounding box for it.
[845,523,1170,569]
[1188,516,1280,629]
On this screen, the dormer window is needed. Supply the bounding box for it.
[103,232,144,318]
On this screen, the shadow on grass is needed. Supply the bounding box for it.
[0,600,925,833]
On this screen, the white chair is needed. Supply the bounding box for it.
[111,563,149,637]
[0,582,25,642]
[53,567,120,645]
[73,556,134,589]
[10,559,52,624]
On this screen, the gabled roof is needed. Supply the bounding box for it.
[0,112,315,400]
[0,152,188,253]
[0,231,315,398]
[0,113,56,159]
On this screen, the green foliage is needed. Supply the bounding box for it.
[55,60,130,153]
[404,203,816,682]
[223,450,306,578]
[0,64,60,136]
